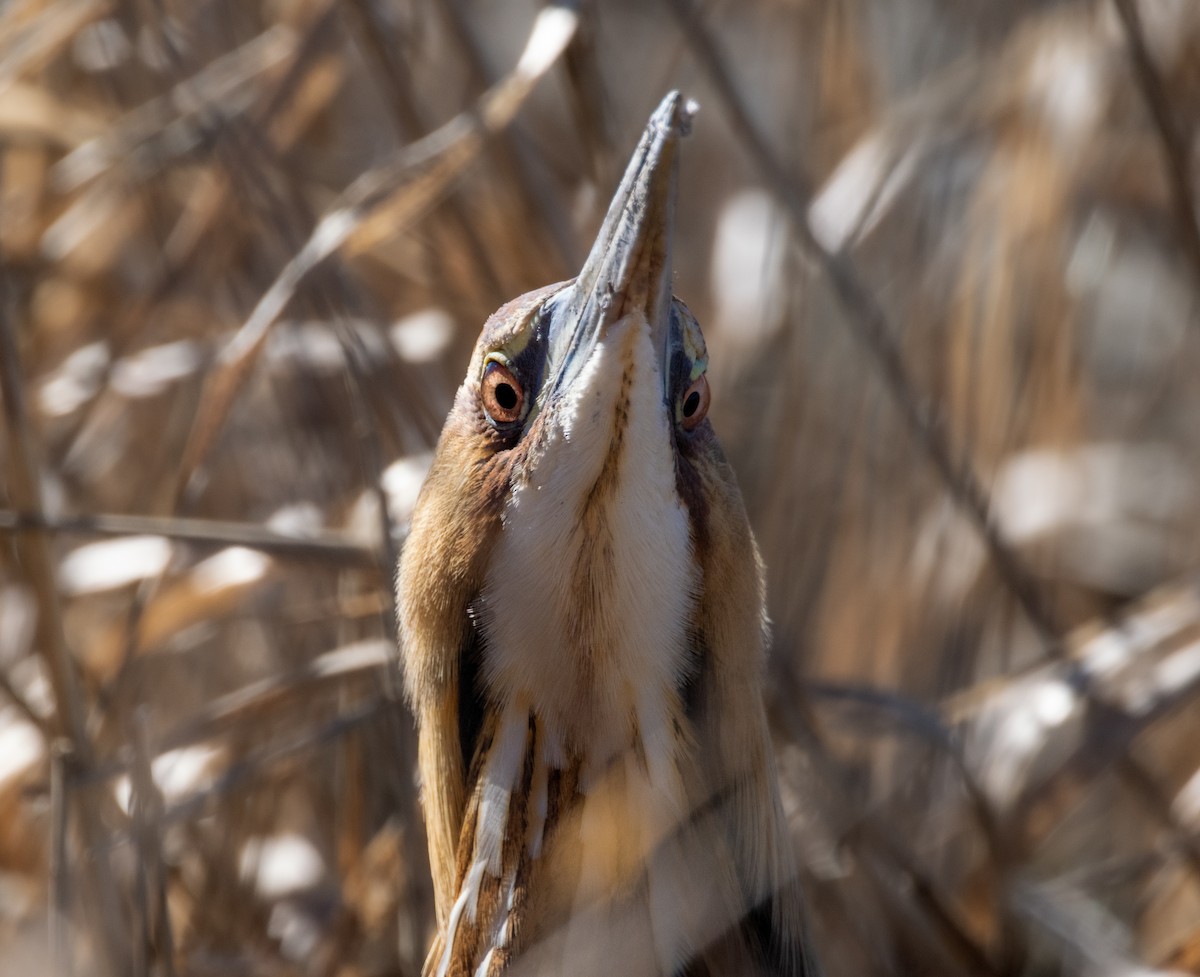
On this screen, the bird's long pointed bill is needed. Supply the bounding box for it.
[548,92,695,395]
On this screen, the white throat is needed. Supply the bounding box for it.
[478,313,697,774]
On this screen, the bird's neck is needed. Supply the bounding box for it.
[476,315,698,773]
[433,316,706,971]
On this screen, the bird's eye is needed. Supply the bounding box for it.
[679,373,710,431]
[481,358,525,425]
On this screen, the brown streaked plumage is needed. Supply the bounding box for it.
[398,92,819,977]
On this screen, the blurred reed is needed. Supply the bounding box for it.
[0,0,1198,975]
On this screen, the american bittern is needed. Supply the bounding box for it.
[399,92,817,977]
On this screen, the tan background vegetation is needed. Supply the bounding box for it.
[1,0,1199,974]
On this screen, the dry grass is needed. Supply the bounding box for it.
[1,0,1199,974]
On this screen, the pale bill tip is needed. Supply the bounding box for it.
[649,91,699,139]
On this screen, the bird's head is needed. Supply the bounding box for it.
[401,91,755,770]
